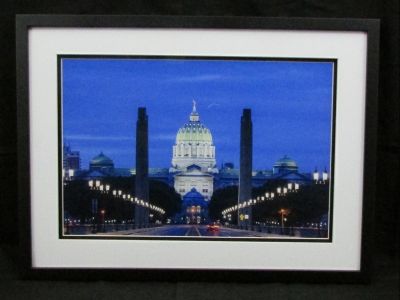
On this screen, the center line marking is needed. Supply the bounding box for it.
[194,226,201,236]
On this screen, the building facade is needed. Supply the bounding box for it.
[169,102,218,200]
[63,143,81,171]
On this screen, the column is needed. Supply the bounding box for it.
[135,107,149,228]
[238,109,252,228]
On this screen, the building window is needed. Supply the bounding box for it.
[202,189,208,193]
[179,189,185,193]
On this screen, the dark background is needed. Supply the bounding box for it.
[0,1,398,299]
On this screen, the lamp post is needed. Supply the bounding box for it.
[88,179,104,233]
[64,218,70,234]
[100,209,106,232]
[277,187,282,195]
[322,168,329,183]
[313,168,320,184]
[279,208,288,234]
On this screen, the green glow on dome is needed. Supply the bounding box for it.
[176,104,213,143]
[90,152,114,165]
[273,155,297,168]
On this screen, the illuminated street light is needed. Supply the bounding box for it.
[100,209,106,232]
[279,208,288,231]
[322,168,329,182]
[313,168,319,182]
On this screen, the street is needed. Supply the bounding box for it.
[98,224,293,238]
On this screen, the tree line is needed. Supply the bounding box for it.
[64,177,181,223]
[208,180,329,226]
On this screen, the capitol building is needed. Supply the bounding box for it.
[66,102,316,223]
[169,101,218,201]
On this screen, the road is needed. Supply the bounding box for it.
[106,224,290,238]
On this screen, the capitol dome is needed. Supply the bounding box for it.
[175,100,213,144]
[171,101,217,201]
[273,155,298,174]
[171,101,216,170]
[176,123,213,144]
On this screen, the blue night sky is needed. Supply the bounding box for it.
[62,57,334,172]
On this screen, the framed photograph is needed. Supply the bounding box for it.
[16,15,379,281]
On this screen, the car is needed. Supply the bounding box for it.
[207,222,220,232]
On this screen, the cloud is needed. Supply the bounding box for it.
[150,133,176,141]
[207,102,220,109]
[165,74,224,83]
[64,134,133,141]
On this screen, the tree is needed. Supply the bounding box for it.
[252,183,329,226]
[64,177,181,223]
[208,186,238,221]
[149,180,181,219]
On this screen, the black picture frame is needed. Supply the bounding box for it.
[16,15,379,282]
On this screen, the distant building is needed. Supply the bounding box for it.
[71,152,133,179]
[215,156,312,188]
[273,155,299,174]
[89,152,114,173]
[63,144,80,171]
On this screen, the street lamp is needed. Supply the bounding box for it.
[313,168,319,183]
[100,209,106,232]
[322,168,329,183]
[88,179,100,233]
[279,208,288,233]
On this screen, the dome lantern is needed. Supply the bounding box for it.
[190,100,200,122]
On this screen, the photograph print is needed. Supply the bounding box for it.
[60,55,335,241]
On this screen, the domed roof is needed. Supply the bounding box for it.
[273,155,297,168]
[176,123,213,143]
[90,152,114,166]
[176,101,213,144]
[183,188,207,206]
